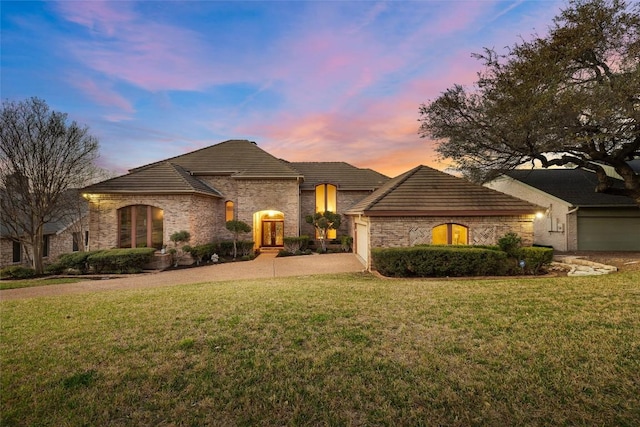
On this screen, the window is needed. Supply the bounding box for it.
[315,184,338,239]
[225,201,234,222]
[118,205,164,249]
[73,232,81,252]
[43,235,50,258]
[432,224,468,245]
[12,241,21,263]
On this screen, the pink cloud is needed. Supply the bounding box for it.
[69,76,135,120]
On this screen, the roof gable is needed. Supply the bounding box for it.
[84,162,223,197]
[347,165,541,216]
[502,169,637,207]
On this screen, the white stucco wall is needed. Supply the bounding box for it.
[485,176,574,251]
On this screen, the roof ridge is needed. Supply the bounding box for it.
[130,139,252,173]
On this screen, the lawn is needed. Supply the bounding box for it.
[0,277,86,291]
[1,272,639,426]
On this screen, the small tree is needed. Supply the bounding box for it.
[226,220,251,259]
[305,211,342,253]
[169,230,190,266]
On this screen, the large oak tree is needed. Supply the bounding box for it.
[1,97,100,274]
[419,0,640,204]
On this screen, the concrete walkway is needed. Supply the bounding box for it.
[0,252,366,301]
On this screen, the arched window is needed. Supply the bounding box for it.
[225,201,234,222]
[118,205,164,249]
[315,183,338,239]
[432,223,468,245]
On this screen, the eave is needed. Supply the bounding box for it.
[359,209,540,217]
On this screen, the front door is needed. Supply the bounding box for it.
[262,220,284,247]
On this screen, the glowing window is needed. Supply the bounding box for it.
[432,224,468,245]
[315,184,338,239]
[118,205,164,249]
[225,201,234,222]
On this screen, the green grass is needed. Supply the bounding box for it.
[2,272,639,426]
[0,277,86,290]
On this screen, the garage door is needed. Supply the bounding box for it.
[577,209,640,251]
[356,222,369,267]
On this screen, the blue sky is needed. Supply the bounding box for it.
[1,1,563,177]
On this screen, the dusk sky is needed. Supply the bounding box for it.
[1,1,563,178]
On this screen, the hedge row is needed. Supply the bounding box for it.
[185,240,255,263]
[51,248,156,274]
[372,245,553,277]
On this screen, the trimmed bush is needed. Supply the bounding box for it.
[185,243,219,264]
[87,248,156,274]
[0,265,36,279]
[518,246,554,275]
[283,236,310,254]
[340,235,353,252]
[372,246,509,277]
[57,251,104,273]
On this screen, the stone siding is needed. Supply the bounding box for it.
[367,215,535,249]
[1,216,88,269]
[88,194,218,250]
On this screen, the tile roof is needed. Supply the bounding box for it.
[346,165,541,216]
[289,162,389,190]
[83,162,223,197]
[502,168,637,207]
[132,140,303,179]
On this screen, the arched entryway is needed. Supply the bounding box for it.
[254,210,284,248]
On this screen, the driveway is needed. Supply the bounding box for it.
[0,252,365,301]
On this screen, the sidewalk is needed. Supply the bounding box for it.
[0,252,366,301]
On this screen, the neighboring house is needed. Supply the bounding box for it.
[81,140,544,269]
[486,168,640,251]
[0,195,89,268]
[345,165,542,268]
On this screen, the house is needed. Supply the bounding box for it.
[81,140,543,269]
[82,140,388,253]
[485,168,640,251]
[345,165,542,268]
[0,193,89,268]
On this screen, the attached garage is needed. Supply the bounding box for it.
[355,221,369,267]
[577,208,640,251]
[346,165,542,270]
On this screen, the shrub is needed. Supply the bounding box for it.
[218,241,235,257]
[87,248,156,274]
[340,235,353,252]
[0,265,36,279]
[498,232,522,258]
[44,263,65,275]
[185,243,219,264]
[372,246,509,277]
[518,246,554,275]
[57,251,103,273]
[283,236,310,254]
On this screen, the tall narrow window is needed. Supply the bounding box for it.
[225,201,234,222]
[12,241,21,263]
[73,232,81,252]
[118,205,164,249]
[432,224,468,245]
[315,184,338,239]
[42,235,50,258]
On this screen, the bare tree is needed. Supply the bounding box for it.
[1,97,100,274]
